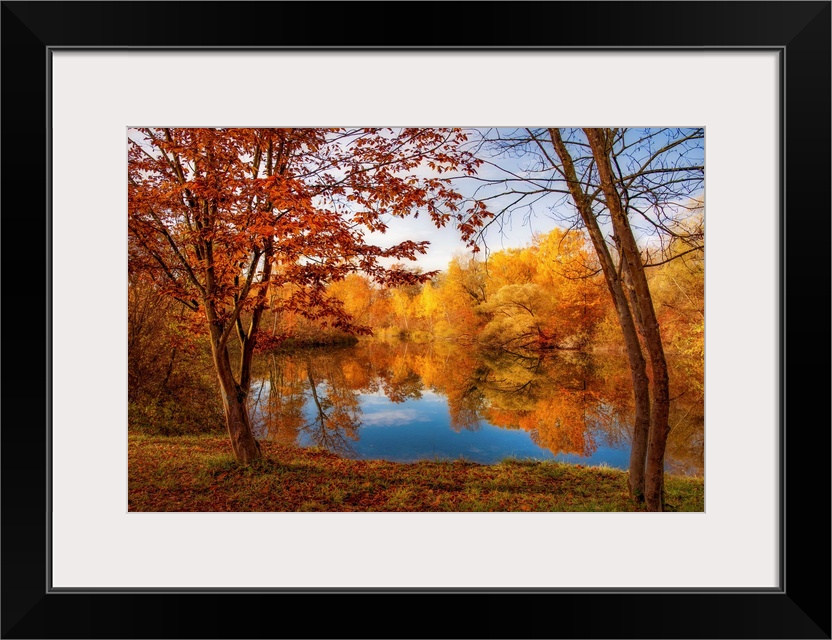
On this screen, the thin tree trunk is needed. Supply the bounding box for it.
[239,248,273,395]
[549,128,651,501]
[585,128,671,511]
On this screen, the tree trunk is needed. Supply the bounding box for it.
[201,246,270,464]
[585,128,671,511]
[218,375,262,464]
[548,128,651,501]
[210,329,261,464]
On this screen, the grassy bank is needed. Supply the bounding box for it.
[128,433,704,512]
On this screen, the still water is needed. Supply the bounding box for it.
[249,340,703,475]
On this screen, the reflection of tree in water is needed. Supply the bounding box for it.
[381,363,424,403]
[248,354,307,443]
[445,382,484,433]
[423,343,486,432]
[303,358,362,457]
[474,350,604,457]
[360,341,424,403]
[248,340,703,474]
[664,354,704,475]
[249,350,362,457]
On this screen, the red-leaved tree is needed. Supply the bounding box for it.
[128,128,489,462]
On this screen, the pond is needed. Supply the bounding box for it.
[248,340,703,475]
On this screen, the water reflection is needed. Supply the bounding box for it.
[248,340,703,474]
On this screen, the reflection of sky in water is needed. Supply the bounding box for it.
[249,344,702,474]
[292,387,629,466]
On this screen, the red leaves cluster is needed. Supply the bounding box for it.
[128,128,491,343]
[251,332,290,354]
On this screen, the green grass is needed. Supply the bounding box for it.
[128,433,704,512]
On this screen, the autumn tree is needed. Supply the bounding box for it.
[471,127,704,510]
[646,208,705,361]
[328,274,375,327]
[485,246,538,291]
[478,283,557,352]
[128,128,487,462]
[478,228,606,351]
[415,281,442,330]
[127,271,224,434]
[533,228,606,346]
[433,255,487,341]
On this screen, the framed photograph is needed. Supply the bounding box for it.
[3,1,829,638]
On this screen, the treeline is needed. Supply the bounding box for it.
[260,225,703,357]
[310,226,606,350]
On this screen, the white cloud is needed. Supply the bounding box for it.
[360,408,433,427]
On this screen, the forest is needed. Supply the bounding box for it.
[128,127,704,512]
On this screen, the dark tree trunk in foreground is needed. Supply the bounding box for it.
[585,128,671,511]
[217,371,261,463]
[479,126,702,510]
[549,128,651,502]
[209,324,262,463]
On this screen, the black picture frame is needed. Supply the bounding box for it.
[2,2,829,638]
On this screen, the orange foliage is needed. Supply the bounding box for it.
[129,127,490,346]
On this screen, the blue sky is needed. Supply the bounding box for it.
[366,127,704,273]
